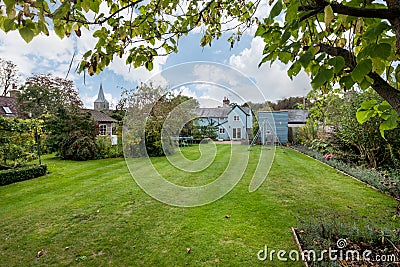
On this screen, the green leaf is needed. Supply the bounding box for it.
[287,61,301,78]
[54,23,65,39]
[371,58,386,75]
[285,1,299,22]
[363,21,390,41]
[3,18,16,32]
[370,43,391,60]
[145,61,153,71]
[269,0,282,19]
[356,109,376,124]
[356,100,378,124]
[327,56,345,74]
[298,52,313,68]
[255,24,266,37]
[18,27,35,43]
[379,112,398,138]
[311,67,333,89]
[360,99,377,110]
[89,0,100,13]
[278,52,292,64]
[4,0,15,18]
[359,77,372,90]
[83,50,92,58]
[351,59,372,82]
[339,75,355,90]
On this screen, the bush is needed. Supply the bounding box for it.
[0,165,47,186]
[95,136,123,159]
[59,132,98,161]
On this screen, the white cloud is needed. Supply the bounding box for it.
[107,54,168,86]
[0,30,75,79]
[229,37,312,101]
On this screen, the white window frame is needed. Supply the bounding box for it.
[2,106,12,114]
[219,127,225,134]
[233,128,241,139]
[99,124,107,135]
[233,115,240,121]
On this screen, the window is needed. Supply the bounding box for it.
[2,106,12,114]
[219,128,225,134]
[99,124,107,135]
[233,115,240,121]
[233,128,241,139]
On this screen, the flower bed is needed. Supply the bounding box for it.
[292,145,400,200]
[293,212,400,267]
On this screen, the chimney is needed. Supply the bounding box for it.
[9,84,20,98]
[223,97,230,107]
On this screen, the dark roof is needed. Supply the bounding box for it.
[228,105,251,116]
[0,96,19,117]
[288,109,308,123]
[196,107,231,118]
[94,83,109,103]
[81,109,117,123]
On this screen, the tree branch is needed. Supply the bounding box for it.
[317,44,400,114]
[299,1,399,20]
[318,43,356,68]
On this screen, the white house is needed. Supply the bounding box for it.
[196,97,253,141]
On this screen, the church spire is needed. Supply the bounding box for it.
[94,83,109,111]
[95,83,108,103]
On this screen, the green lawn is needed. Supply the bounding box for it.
[0,146,398,266]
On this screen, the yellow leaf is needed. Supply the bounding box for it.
[355,17,363,34]
[338,38,346,48]
[324,5,334,28]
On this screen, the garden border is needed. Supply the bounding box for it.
[289,146,397,199]
[291,227,309,267]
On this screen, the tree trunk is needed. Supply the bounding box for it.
[368,72,400,115]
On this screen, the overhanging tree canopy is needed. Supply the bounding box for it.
[1,0,399,129]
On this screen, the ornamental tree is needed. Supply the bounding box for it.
[17,74,83,117]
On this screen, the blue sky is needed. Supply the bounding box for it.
[0,19,312,108]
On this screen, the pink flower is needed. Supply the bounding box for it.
[324,153,333,160]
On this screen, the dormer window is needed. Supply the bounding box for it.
[2,106,12,114]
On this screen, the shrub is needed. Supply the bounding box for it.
[59,132,98,161]
[95,136,123,159]
[0,165,47,186]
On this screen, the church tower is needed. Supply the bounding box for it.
[94,83,109,111]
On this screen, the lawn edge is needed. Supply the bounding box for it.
[291,227,309,267]
[288,146,395,200]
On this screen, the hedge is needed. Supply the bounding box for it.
[0,165,48,186]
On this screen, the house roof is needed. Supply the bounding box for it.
[228,105,251,116]
[196,105,252,118]
[288,109,308,123]
[81,109,117,123]
[0,96,19,117]
[196,107,231,118]
[94,83,109,103]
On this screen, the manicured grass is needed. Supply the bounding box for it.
[0,146,398,266]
